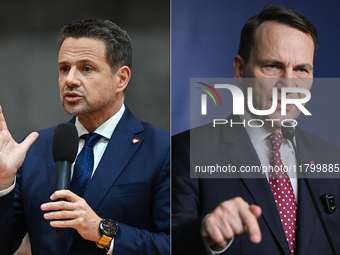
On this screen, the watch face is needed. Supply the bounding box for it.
[100,219,118,237]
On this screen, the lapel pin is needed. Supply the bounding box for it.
[132,139,139,144]
[310,160,314,164]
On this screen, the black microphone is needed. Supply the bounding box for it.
[52,123,78,235]
[282,123,338,255]
[281,123,295,144]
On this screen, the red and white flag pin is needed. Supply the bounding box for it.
[132,138,139,144]
[310,160,314,164]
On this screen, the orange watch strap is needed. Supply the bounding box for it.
[96,235,113,249]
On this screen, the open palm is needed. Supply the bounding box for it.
[0,106,39,190]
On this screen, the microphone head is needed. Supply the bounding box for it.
[52,123,78,162]
[282,123,295,142]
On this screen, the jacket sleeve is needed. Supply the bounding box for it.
[0,168,28,255]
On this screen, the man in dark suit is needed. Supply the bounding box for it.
[0,19,169,254]
[172,6,340,255]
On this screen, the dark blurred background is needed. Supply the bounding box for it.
[0,0,170,142]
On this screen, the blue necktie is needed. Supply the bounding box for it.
[71,133,102,197]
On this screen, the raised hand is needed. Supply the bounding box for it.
[0,105,39,190]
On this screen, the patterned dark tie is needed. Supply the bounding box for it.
[70,133,102,197]
[268,133,297,255]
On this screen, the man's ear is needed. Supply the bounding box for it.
[233,55,245,86]
[115,66,131,92]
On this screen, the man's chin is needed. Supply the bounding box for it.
[63,104,87,117]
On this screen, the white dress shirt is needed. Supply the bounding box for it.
[74,104,125,179]
[204,111,298,255]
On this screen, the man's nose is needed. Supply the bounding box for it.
[277,69,296,88]
[65,67,81,87]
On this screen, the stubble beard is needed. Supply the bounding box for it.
[62,99,92,118]
[62,96,117,119]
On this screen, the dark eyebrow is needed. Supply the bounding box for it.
[295,63,314,71]
[258,59,314,71]
[58,60,68,65]
[258,59,284,66]
[58,59,96,65]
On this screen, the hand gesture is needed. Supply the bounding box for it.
[41,190,103,243]
[201,197,262,250]
[0,105,39,190]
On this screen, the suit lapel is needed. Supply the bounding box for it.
[294,128,319,255]
[223,116,291,254]
[83,107,145,211]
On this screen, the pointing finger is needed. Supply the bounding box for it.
[249,205,262,219]
[239,205,262,243]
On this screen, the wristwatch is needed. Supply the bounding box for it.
[96,219,119,249]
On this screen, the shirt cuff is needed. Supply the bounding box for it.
[204,237,234,255]
[0,178,15,197]
[201,214,234,255]
[105,237,115,255]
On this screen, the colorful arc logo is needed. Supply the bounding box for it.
[196,82,222,115]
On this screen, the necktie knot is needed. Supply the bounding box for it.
[82,133,102,148]
[267,133,283,151]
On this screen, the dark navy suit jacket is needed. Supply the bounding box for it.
[0,106,170,255]
[172,115,340,255]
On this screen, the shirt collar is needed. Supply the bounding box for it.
[75,104,125,139]
[240,111,296,150]
[240,111,271,145]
